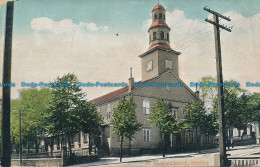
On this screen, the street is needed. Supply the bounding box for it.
[69,144,260,167]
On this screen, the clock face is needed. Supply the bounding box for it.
[147,61,153,71]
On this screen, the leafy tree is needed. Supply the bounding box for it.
[74,100,103,155]
[150,99,187,157]
[46,73,85,157]
[11,88,52,153]
[250,93,260,123]
[198,76,217,105]
[112,96,142,162]
[184,101,218,152]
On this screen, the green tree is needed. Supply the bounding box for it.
[46,73,84,157]
[11,88,52,153]
[150,99,187,157]
[112,96,142,162]
[198,76,217,104]
[184,101,218,152]
[74,100,103,155]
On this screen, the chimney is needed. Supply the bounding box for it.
[128,67,134,92]
[195,90,200,97]
[195,83,199,97]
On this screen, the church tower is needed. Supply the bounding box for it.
[139,4,181,81]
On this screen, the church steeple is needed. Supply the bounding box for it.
[148,4,172,51]
[139,4,181,81]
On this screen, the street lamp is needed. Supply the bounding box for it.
[13,109,26,166]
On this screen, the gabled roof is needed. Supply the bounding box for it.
[90,77,156,105]
[90,86,129,104]
[90,70,202,105]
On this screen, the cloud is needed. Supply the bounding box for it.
[1,9,259,100]
[31,17,109,33]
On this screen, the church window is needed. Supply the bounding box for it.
[153,32,156,40]
[167,33,169,41]
[160,31,164,39]
[165,60,172,69]
[154,14,157,19]
[143,129,151,142]
[107,104,111,120]
[159,13,162,19]
[163,14,165,20]
[143,99,150,114]
[146,60,153,71]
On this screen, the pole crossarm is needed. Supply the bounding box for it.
[203,6,231,21]
[205,19,232,32]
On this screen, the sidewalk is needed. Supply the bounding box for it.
[69,145,260,167]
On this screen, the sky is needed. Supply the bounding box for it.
[0,0,260,100]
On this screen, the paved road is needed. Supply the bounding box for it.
[69,144,260,167]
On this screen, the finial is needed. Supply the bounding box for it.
[158,0,159,5]
[130,67,133,78]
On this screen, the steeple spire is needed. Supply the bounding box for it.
[148,4,172,51]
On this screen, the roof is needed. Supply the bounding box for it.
[139,44,181,58]
[148,43,172,51]
[153,4,165,10]
[150,20,168,28]
[91,86,129,104]
[91,78,155,105]
[90,70,202,105]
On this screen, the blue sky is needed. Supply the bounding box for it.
[0,0,259,99]
[1,0,260,35]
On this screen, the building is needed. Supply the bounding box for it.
[91,4,215,156]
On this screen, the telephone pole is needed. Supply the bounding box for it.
[13,110,26,166]
[204,6,231,167]
[1,2,14,166]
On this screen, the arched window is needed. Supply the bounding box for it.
[154,14,157,20]
[159,13,162,19]
[107,104,111,120]
[153,32,156,40]
[160,31,164,39]
[167,33,169,41]
[143,99,150,115]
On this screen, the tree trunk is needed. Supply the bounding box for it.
[89,134,92,155]
[128,138,131,156]
[67,135,72,158]
[162,134,165,157]
[198,131,201,153]
[120,134,123,162]
[27,138,30,154]
[35,131,39,153]
[50,137,54,157]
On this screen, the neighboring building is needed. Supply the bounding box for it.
[91,4,215,156]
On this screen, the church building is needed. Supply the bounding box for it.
[91,4,215,156]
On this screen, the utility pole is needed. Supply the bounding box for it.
[204,7,232,167]
[13,110,25,166]
[1,2,14,166]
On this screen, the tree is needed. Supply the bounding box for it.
[184,101,218,152]
[150,99,187,157]
[46,73,85,157]
[11,88,52,153]
[74,100,103,155]
[112,96,142,162]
